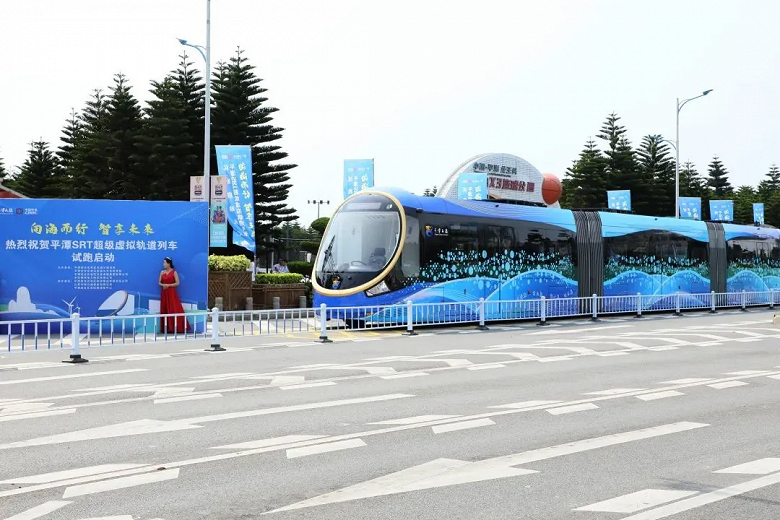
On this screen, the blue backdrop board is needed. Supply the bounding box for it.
[215,145,256,253]
[679,197,702,220]
[753,203,765,225]
[709,200,734,221]
[343,159,375,199]
[458,173,488,200]
[0,199,208,333]
[607,190,631,211]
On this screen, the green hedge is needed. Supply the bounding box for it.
[287,261,314,276]
[208,254,251,271]
[255,273,303,285]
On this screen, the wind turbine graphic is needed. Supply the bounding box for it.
[62,297,77,316]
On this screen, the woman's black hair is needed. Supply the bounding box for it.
[164,257,174,268]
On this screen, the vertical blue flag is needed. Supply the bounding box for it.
[343,159,374,199]
[458,172,487,200]
[709,200,733,222]
[215,145,256,253]
[607,190,631,210]
[679,197,702,220]
[753,203,765,225]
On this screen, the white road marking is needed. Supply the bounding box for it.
[76,516,134,520]
[597,351,630,356]
[381,372,429,379]
[0,403,53,413]
[369,415,460,426]
[73,384,150,392]
[575,489,698,513]
[266,421,707,514]
[280,381,337,390]
[467,364,506,370]
[647,346,679,351]
[62,468,180,498]
[3,500,72,520]
[191,372,254,379]
[0,409,76,423]
[524,325,632,335]
[0,369,147,386]
[585,388,646,396]
[715,458,780,475]
[546,403,599,415]
[724,370,772,376]
[211,435,327,450]
[537,356,573,362]
[154,393,222,404]
[621,471,780,519]
[707,381,748,390]
[660,378,713,384]
[0,464,148,484]
[489,400,563,409]
[767,375,780,380]
[431,418,495,434]
[286,439,366,459]
[637,391,684,401]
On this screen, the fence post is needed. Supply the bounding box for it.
[477,297,489,330]
[537,296,548,326]
[319,303,332,343]
[204,307,226,351]
[635,292,643,319]
[770,290,775,310]
[674,292,682,316]
[591,294,599,322]
[710,291,717,313]
[63,313,88,364]
[403,300,418,336]
[741,290,748,312]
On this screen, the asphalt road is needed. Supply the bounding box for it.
[1,309,780,519]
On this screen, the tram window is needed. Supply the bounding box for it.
[606,231,707,266]
[728,238,774,262]
[402,216,420,277]
[450,224,479,253]
[515,223,573,261]
[483,226,514,256]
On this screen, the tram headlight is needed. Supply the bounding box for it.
[365,280,390,297]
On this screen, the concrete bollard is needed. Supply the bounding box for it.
[246,297,253,310]
[204,307,226,352]
[63,313,88,364]
[319,303,332,343]
[214,297,224,312]
[272,296,281,310]
[299,295,307,309]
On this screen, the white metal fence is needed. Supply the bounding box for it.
[1,290,778,360]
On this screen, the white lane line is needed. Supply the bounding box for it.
[767,375,780,380]
[286,439,366,459]
[62,469,180,498]
[546,403,599,415]
[637,391,684,401]
[0,464,148,484]
[715,458,780,475]
[584,388,646,396]
[0,403,53,413]
[280,382,337,390]
[621,471,780,519]
[489,400,563,409]
[707,381,748,390]
[597,351,630,357]
[647,346,679,351]
[724,370,772,376]
[467,364,506,370]
[538,356,573,363]
[211,435,327,450]
[574,489,698,513]
[77,516,134,520]
[431,418,495,434]
[0,409,76,423]
[3,500,71,520]
[369,415,460,426]
[381,372,429,379]
[524,325,632,335]
[154,393,222,404]
[660,378,713,385]
[0,369,147,386]
[191,372,254,379]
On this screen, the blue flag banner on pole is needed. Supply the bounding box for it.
[0,199,208,333]
[607,190,631,210]
[709,200,733,222]
[753,203,765,225]
[215,145,256,253]
[343,159,374,199]
[458,172,487,200]
[679,197,702,220]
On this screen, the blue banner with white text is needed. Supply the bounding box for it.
[215,145,256,253]
[607,190,631,211]
[753,203,765,225]
[679,197,702,220]
[343,159,374,199]
[0,199,208,333]
[458,172,487,200]
[709,200,733,221]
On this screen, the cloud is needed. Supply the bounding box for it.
[8,287,58,315]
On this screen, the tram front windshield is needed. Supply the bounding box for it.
[315,194,401,291]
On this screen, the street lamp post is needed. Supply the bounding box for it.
[675,89,713,218]
[308,200,330,219]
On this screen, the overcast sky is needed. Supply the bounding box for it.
[2,1,779,224]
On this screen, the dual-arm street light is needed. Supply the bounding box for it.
[308,200,330,219]
[675,89,713,218]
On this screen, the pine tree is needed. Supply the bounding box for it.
[104,73,145,199]
[561,138,608,209]
[211,48,297,256]
[758,164,780,195]
[596,114,646,213]
[0,155,7,184]
[679,161,708,198]
[57,109,83,197]
[7,141,62,198]
[636,135,675,216]
[69,89,111,198]
[134,76,197,200]
[733,185,757,224]
[172,52,205,185]
[707,156,732,198]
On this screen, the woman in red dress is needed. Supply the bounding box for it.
[159,257,191,333]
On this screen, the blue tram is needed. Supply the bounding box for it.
[312,188,780,321]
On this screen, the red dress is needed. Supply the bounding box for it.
[160,269,191,333]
